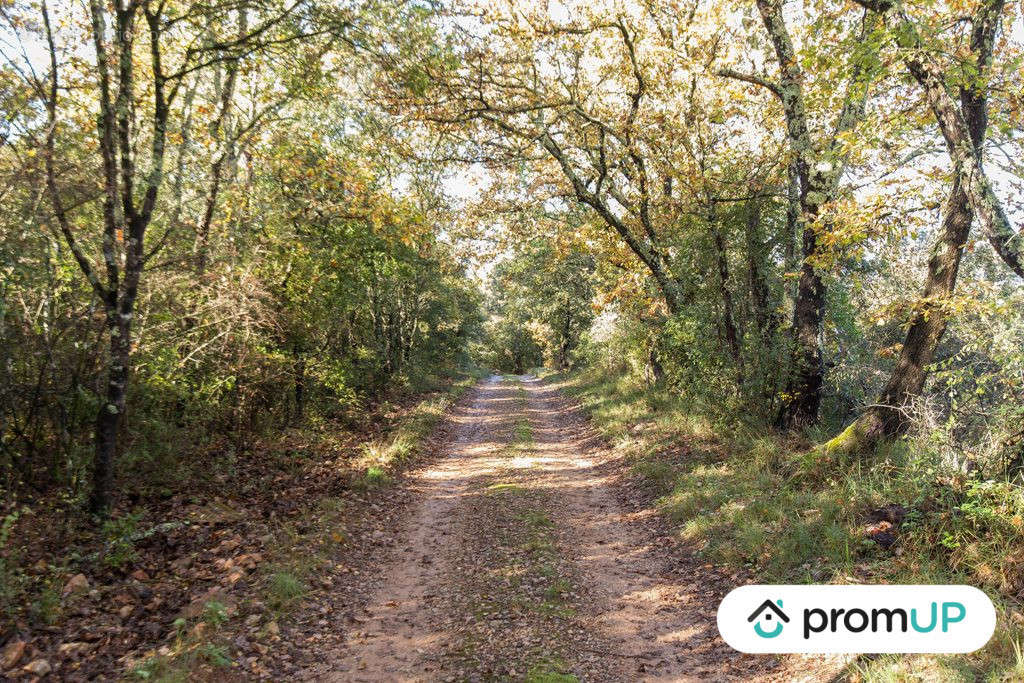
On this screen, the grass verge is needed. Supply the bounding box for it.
[557,367,1024,682]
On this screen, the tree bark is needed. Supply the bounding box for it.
[780,223,826,427]
[645,345,665,386]
[43,0,172,514]
[93,313,131,512]
[905,56,1022,278]
[558,300,572,370]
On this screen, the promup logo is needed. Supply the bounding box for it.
[718,585,996,654]
[748,599,789,638]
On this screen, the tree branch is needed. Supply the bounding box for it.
[718,68,783,101]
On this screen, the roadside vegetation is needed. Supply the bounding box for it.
[1,0,483,676]
[3,367,479,678]
[560,367,1024,681]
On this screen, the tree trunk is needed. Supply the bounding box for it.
[558,303,572,370]
[645,342,665,386]
[778,223,826,428]
[754,0,863,429]
[826,0,1003,454]
[783,161,801,310]
[91,310,131,514]
[825,179,973,453]
[711,222,743,384]
[854,0,1018,277]
[905,57,1022,278]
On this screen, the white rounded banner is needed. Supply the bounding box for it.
[717,584,996,653]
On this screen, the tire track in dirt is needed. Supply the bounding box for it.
[305,377,507,681]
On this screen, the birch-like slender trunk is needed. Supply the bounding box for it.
[43,1,172,513]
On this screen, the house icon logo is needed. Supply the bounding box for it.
[748,599,789,638]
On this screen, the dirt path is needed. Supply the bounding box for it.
[306,376,789,681]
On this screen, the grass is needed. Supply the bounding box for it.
[129,598,236,681]
[487,482,526,494]
[525,660,579,683]
[558,367,1024,681]
[264,570,308,613]
[354,374,480,486]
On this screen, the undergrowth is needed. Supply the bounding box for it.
[558,368,1024,682]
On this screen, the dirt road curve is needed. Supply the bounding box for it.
[306,376,797,682]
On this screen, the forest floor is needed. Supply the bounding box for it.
[301,375,833,682]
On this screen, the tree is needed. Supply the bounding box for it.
[721,1,880,427]
[39,0,309,513]
[486,241,595,370]
[827,0,1012,453]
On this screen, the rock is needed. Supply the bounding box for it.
[170,556,192,572]
[23,659,51,676]
[61,574,89,597]
[1,640,26,669]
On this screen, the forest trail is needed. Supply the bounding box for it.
[305,376,784,682]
